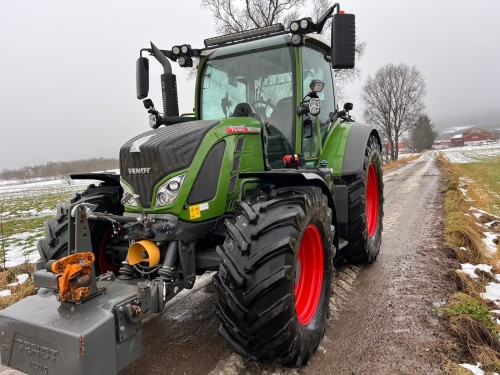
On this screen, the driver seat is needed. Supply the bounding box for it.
[269,97,294,138]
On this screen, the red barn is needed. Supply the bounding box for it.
[450,134,464,147]
[462,128,490,145]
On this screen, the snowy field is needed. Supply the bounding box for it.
[438,142,500,163]
[0,175,115,267]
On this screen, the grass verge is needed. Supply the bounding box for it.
[437,153,500,373]
[0,263,35,310]
[383,153,423,171]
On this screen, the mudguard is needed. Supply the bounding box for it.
[239,170,338,252]
[341,122,381,176]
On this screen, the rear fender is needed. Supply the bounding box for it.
[320,121,381,176]
[342,122,381,175]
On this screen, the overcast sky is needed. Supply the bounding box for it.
[1,0,499,170]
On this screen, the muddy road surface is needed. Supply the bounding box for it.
[121,151,456,375]
[1,152,456,375]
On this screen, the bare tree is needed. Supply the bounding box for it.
[201,0,305,34]
[199,0,365,98]
[362,63,426,160]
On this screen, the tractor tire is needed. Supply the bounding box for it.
[37,183,124,275]
[213,186,334,366]
[338,134,384,264]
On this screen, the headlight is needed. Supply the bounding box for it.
[300,19,309,29]
[121,181,139,207]
[155,174,186,207]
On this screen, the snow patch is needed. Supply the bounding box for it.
[483,232,499,253]
[7,273,29,287]
[461,263,493,279]
[0,290,12,298]
[481,282,500,304]
[460,363,484,375]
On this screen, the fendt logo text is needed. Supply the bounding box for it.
[128,167,152,175]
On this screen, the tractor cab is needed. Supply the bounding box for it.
[198,33,337,167]
[136,10,355,170]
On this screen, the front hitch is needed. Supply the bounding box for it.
[0,204,164,374]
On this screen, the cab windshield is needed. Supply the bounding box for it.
[200,39,295,145]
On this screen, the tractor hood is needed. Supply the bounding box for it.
[120,120,220,207]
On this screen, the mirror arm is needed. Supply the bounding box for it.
[317,3,340,33]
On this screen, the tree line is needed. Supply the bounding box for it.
[0,157,119,181]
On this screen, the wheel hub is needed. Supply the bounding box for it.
[295,224,324,325]
[366,163,379,237]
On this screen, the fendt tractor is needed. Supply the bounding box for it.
[0,4,384,374]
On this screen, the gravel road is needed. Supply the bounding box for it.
[2,151,457,375]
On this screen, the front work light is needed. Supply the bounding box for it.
[309,97,320,116]
[300,19,309,29]
[310,80,325,93]
[178,56,193,67]
[172,46,181,56]
[289,21,300,32]
[291,34,304,46]
[290,17,316,34]
[180,44,192,55]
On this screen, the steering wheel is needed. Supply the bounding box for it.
[251,99,277,120]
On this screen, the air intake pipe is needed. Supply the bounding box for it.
[150,42,179,117]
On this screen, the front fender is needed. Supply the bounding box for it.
[321,121,381,176]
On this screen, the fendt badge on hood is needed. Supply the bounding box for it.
[128,167,152,175]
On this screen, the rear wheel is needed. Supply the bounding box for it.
[37,183,125,275]
[338,135,384,264]
[213,186,334,366]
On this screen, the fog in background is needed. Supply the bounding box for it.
[1,0,499,170]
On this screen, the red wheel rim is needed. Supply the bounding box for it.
[98,227,120,274]
[295,224,324,325]
[366,163,379,237]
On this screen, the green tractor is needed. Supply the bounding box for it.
[0,3,383,374]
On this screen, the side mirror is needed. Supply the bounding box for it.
[136,57,149,99]
[331,13,355,69]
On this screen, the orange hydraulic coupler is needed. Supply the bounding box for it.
[47,252,95,302]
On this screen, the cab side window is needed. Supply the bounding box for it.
[302,47,336,156]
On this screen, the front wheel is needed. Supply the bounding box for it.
[338,134,384,264]
[213,186,334,366]
[37,183,125,275]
